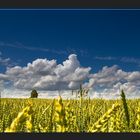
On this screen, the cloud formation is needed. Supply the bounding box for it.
[0,57,11,66]
[1,54,91,91]
[0,51,18,67]
[0,54,140,99]
[84,65,140,98]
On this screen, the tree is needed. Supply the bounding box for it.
[30,89,38,98]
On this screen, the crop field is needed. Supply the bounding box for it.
[0,90,140,133]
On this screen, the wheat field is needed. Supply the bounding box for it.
[0,90,140,133]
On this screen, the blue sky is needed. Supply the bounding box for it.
[0,10,140,98]
[0,10,140,72]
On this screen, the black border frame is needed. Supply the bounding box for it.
[1,132,140,140]
[0,0,140,9]
[0,0,140,140]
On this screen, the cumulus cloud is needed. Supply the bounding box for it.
[85,65,140,98]
[0,54,140,99]
[1,54,91,92]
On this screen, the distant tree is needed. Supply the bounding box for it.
[30,89,38,98]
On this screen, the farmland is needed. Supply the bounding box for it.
[0,91,140,133]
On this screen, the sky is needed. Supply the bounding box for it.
[0,9,140,99]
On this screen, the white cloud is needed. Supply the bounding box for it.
[1,54,91,92]
[0,74,9,80]
[0,80,5,92]
[85,65,140,98]
[0,54,140,99]
[0,41,70,55]
[94,56,140,67]
[0,41,89,57]
[0,51,17,67]
[1,88,75,99]
[94,56,117,60]
[54,54,80,77]
[126,71,140,82]
[121,57,140,66]
[0,57,11,66]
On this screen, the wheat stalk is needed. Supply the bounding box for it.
[54,96,67,132]
[136,102,140,131]
[121,90,130,128]
[5,104,33,132]
[88,103,120,132]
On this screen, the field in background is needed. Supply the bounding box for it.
[0,95,140,132]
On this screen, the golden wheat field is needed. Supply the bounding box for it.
[0,90,140,133]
